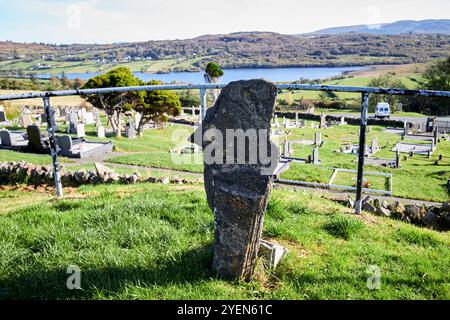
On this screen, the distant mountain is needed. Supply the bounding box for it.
[311,19,450,35]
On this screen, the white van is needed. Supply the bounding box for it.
[375,103,391,119]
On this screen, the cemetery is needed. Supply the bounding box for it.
[0,80,449,300]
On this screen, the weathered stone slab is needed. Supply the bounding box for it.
[191,79,278,281]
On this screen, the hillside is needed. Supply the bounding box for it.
[312,19,450,35]
[1,32,450,75]
[0,182,448,299]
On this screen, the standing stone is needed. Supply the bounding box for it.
[191,80,278,281]
[20,107,32,128]
[97,126,105,139]
[76,123,85,138]
[191,106,196,117]
[319,114,326,129]
[125,123,136,139]
[295,113,299,127]
[371,138,379,155]
[274,115,279,128]
[340,116,346,125]
[315,132,322,145]
[313,146,320,164]
[85,112,95,124]
[135,112,142,130]
[69,111,78,134]
[0,105,7,122]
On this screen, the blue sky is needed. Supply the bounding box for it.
[1,0,449,44]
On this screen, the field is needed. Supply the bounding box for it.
[0,183,448,299]
[1,118,449,202]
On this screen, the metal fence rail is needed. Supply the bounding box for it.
[1,83,450,213]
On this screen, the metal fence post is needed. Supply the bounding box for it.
[43,96,63,198]
[200,88,207,123]
[355,92,369,214]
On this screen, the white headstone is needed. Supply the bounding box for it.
[85,112,95,124]
[135,112,142,130]
[76,123,85,138]
[97,126,105,139]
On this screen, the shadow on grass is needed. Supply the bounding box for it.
[0,245,214,300]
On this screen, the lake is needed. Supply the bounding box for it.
[44,66,367,83]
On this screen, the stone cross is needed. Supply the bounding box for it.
[191,80,278,281]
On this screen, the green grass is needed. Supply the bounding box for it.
[280,122,450,202]
[0,183,448,299]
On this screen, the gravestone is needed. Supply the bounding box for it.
[0,130,12,146]
[370,138,379,155]
[76,123,85,138]
[57,135,73,154]
[97,126,105,139]
[0,105,7,122]
[85,112,95,124]
[27,125,49,152]
[295,113,299,127]
[340,116,346,125]
[69,112,78,134]
[274,115,279,128]
[191,79,278,281]
[315,132,322,145]
[191,106,195,117]
[282,117,286,126]
[135,112,142,130]
[60,107,67,118]
[20,108,32,128]
[313,146,320,164]
[319,114,326,129]
[125,123,136,139]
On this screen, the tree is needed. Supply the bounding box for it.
[72,77,84,90]
[177,90,200,109]
[82,67,143,137]
[204,62,224,104]
[368,75,406,112]
[134,80,181,136]
[415,56,450,115]
[204,62,224,81]
[421,56,450,91]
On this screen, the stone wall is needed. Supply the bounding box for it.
[0,162,201,187]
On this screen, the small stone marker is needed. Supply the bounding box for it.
[259,240,288,270]
[191,79,278,281]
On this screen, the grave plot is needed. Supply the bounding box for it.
[329,168,393,195]
[392,141,434,155]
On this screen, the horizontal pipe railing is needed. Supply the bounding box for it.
[1,83,450,101]
[0,81,448,211]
